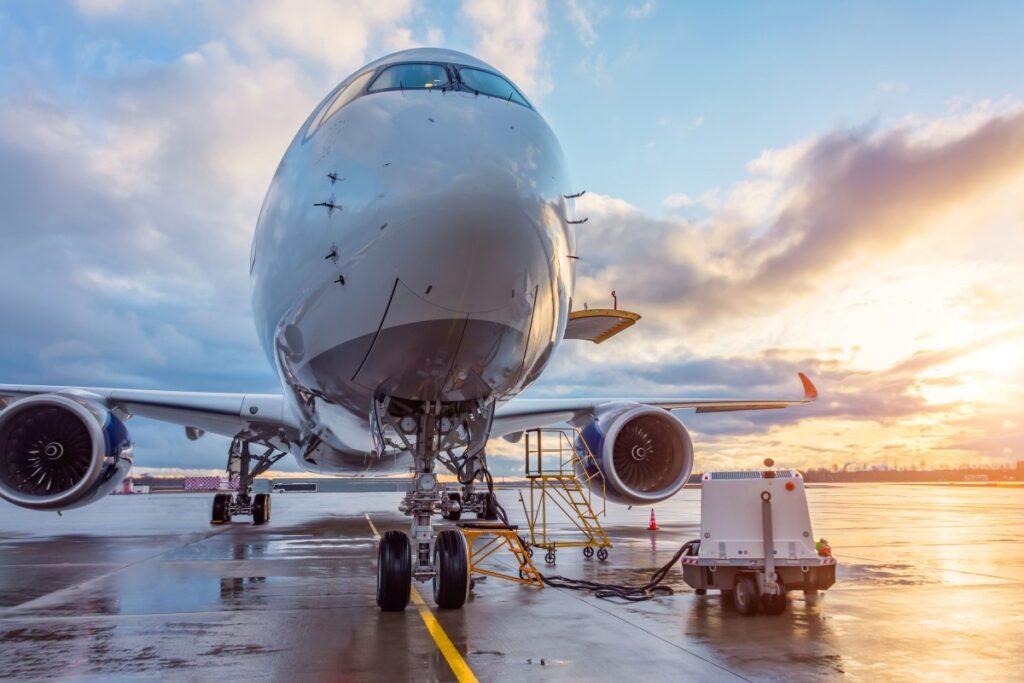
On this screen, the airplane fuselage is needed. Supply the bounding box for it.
[249,49,577,471]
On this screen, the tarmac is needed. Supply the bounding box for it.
[1,484,1023,681]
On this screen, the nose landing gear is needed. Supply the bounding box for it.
[373,396,494,611]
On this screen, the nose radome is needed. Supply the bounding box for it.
[380,162,553,314]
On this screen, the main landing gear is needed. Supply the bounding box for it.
[372,397,496,612]
[210,438,286,525]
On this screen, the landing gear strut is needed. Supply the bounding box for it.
[210,438,286,525]
[372,397,496,610]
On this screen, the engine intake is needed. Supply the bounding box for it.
[576,404,694,505]
[0,393,133,510]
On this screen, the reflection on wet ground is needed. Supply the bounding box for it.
[0,485,1022,681]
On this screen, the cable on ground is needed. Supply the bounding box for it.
[538,539,700,603]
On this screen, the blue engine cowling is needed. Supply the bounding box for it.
[0,393,134,511]
[575,403,694,505]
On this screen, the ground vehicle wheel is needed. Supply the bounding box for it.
[544,551,556,565]
[526,546,534,558]
[211,493,231,524]
[376,530,412,611]
[252,493,270,525]
[441,492,461,521]
[433,529,470,609]
[732,574,760,616]
[761,578,787,615]
[695,588,707,596]
[597,547,608,561]
[583,546,594,559]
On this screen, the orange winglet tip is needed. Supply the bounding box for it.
[798,372,818,400]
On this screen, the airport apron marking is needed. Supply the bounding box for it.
[365,514,479,683]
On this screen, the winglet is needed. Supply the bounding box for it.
[798,372,818,400]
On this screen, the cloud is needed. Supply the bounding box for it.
[662,192,694,210]
[566,0,598,47]
[462,0,551,97]
[540,105,1024,469]
[627,1,654,18]
[0,3,447,470]
[217,0,419,73]
[575,108,1024,330]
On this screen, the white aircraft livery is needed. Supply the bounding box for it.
[0,49,816,611]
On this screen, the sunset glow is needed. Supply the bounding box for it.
[1,1,1022,474]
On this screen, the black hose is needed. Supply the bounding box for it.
[475,455,698,604]
[539,539,701,603]
[480,466,511,527]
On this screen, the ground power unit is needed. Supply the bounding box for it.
[681,469,836,615]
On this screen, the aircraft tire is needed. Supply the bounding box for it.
[433,529,469,609]
[376,530,412,611]
[211,493,231,524]
[252,493,270,525]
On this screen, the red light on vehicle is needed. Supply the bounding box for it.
[785,481,795,491]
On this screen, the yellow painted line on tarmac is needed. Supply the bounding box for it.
[364,512,381,539]
[364,514,479,683]
[409,588,479,683]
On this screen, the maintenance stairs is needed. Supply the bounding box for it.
[518,428,612,564]
[457,521,544,588]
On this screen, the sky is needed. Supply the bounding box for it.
[1,0,1023,476]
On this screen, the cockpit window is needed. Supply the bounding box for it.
[457,67,530,107]
[305,70,375,140]
[368,63,451,92]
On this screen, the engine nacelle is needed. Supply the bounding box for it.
[575,403,694,505]
[0,393,133,511]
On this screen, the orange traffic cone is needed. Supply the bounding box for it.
[648,508,658,531]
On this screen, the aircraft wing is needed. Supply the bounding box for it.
[491,373,818,437]
[0,384,297,442]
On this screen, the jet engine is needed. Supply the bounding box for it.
[575,403,694,505]
[0,393,133,510]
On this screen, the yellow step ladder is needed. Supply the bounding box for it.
[457,522,544,588]
[518,428,612,564]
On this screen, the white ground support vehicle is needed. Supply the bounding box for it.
[680,469,836,615]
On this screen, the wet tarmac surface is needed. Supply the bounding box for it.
[1,484,1023,681]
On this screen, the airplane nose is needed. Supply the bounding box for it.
[392,174,549,311]
[350,145,570,402]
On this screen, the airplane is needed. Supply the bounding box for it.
[0,48,816,612]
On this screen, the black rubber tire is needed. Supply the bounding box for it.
[441,492,462,521]
[544,551,556,565]
[732,575,760,616]
[597,547,609,561]
[761,579,787,616]
[433,529,470,609]
[695,588,707,596]
[583,546,594,559]
[211,493,230,524]
[252,493,270,526]
[376,530,412,612]
[476,492,499,520]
